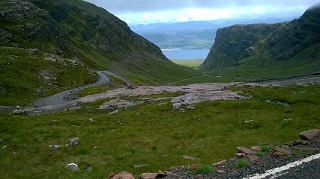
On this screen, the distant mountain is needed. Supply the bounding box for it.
[0,0,197,106]
[200,3,320,79]
[130,17,297,50]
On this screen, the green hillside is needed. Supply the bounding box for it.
[0,0,198,106]
[200,3,320,81]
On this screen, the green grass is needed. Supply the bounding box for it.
[236,159,250,168]
[0,47,96,106]
[0,85,319,178]
[171,59,204,69]
[195,166,213,174]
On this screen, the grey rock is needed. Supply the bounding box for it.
[236,153,246,158]
[70,137,80,146]
[251,146,261,151]
[195,174,203,179]
[299,129,320,140]
[109,109,119,115]
[173,103,182,109]
[66,163,80,172]
[111,171,134,179]
[140,173,158,179]
[49,145,60,150]
[273,147,291,157]
[237,147,255,155]
[212,159,227,166]
[246,155,260,162]
[182,155,200,160]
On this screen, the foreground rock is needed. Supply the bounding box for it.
[111,171,134,179]
[66,163,80,173]
[160,129,320,178]
[299,129,320,140]
[69,137,80,146]
[140,173,159,179]
[237,147,255,155]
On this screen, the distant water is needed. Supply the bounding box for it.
[161,49,210,60]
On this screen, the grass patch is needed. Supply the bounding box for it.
[0,85,319,178]
[236,159,250,168]
[195,166,213,175]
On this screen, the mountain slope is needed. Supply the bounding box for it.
[0,0,198,106]
[200,3,320,80]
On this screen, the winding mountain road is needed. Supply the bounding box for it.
[34,71,110,107]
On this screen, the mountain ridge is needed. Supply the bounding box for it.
[0,0,197,106]
[200,3,320,79]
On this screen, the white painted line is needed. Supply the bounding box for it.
[244,153,320,179]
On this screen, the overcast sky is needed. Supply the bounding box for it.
[85,0,319,24]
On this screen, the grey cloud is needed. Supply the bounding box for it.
[86,0,320,12]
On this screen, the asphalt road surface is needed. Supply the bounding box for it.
[34,71,110,107]
[276,157,320,179]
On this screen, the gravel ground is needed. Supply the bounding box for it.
[162,135,320,179]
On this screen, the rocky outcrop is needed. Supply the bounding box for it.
[201,23,280,70]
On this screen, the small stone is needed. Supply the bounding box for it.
[273,147,291,157]
[133,164,148,168]
[236,153,246,158]
[111,171,134,179]
[301,140,309,145]
[70,137,80,146]
[299,129,320,140]
[195,174,203,179]
[216,170,226,174]
[109,110,119,115]
[237,147,255,155]
[212,160,227,166]
[251,146,261,151]
[49,145,60,150]
[89,118,95,123]
[182,155,200,160]
[66,163,80,173]
[173,103,182,109]
[86,167,93,172]
[246,155,260,162]
[0,139,4,143]
[140,173,158,179]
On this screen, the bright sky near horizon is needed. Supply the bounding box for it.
[85,0,319,24]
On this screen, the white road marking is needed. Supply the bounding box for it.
[244,153,320,179]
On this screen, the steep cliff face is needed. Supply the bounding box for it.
[0,0,197,106]
[201,3,320,75]
[202,23,280,70]
[264,3,320,60]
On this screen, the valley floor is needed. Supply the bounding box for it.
[0,74,320,178]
